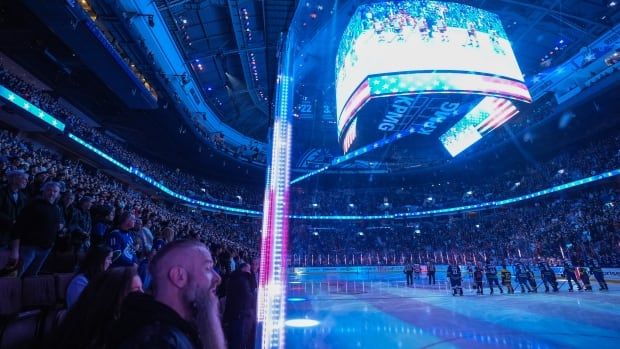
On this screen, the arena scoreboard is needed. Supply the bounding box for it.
[335,0,531,156]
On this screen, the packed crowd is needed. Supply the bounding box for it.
[0,63,263,208]
[0,128,261,348]
[290,184,620,267]
[0,128,260,262]
[292,132,620,215]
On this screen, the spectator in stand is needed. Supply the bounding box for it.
[66,245,113,308]
[107,211,138,268]
[153,226,175,252]
[0,169,28,247]
[69,196,93,265]
[10,181,62,277]
[58,190,75,228]
[50,266,142,348]
[92,204,114,246]
[107,240,225,349]
[56,190,76,252]
[0,129,258,268]
[131,217,145,257]
[28,169,50,198]
[224,262,256,349]
[140,217,154,253]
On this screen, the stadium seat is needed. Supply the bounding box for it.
[0,277,22,316]
[21,275,56,309]
[0,250,9,269]
[54,273,75,304]
[0,309,41,349]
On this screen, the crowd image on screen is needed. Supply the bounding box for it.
[336,0,508,83]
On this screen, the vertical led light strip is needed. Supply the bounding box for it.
[256,32,294,349]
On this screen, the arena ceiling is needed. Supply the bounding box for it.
[146,1,619,145]
[1,0,619,180]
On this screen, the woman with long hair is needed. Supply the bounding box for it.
[65,245,113,308]
[50,266,143,348]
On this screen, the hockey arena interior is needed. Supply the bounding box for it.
[0,0,619,348]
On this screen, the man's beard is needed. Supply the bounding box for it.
[191,286,226,349]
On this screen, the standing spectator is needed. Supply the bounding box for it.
[69,196,93,267]
[28,169,49,198]
[224,263,255,349]
[139,217,154,253]
[91,204,114,247]
[107,240,225,349]
[107,211,138,267]
[58,191,75,228]
[0,169,28,247]
[57,191,75,252]
[131,218,145,257]
[152,226,175,252]
[10,181,62,277]
[66,245,113,308]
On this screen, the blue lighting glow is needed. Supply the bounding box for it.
[290,168,620,220]
[68,132,261,215]
[284,319,320,328]
[67,136,260,215]
[0,85,65,132]
[287,297,308,302]
[1,84,259,217]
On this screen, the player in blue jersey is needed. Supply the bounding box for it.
[515,264,532,293]
[589,259,608,291]
[447,261,463,296]
[563,259,583,292]
[484,262,503,294]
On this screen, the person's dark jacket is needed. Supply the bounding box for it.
[106,292,202,349]
[11,198,61,248]
[0,185,27,242]
[223,269,255,322]
[69,207,91,242]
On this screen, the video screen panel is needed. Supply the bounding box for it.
[335,1,528,135]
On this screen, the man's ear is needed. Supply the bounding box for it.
[168,266,188,288]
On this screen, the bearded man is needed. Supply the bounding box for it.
[107,240,225,349]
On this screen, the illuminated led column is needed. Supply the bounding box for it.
[256,32,295,349]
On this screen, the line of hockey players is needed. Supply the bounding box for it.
[446,258,609,296]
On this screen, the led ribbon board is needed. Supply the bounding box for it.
[0,85,65,132]
[0,85,259,217]
[335,1,531,155]
[290,168,620,220]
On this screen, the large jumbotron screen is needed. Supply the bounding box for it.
[335,1,531,156]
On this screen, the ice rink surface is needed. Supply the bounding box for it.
[284,272,620,348]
